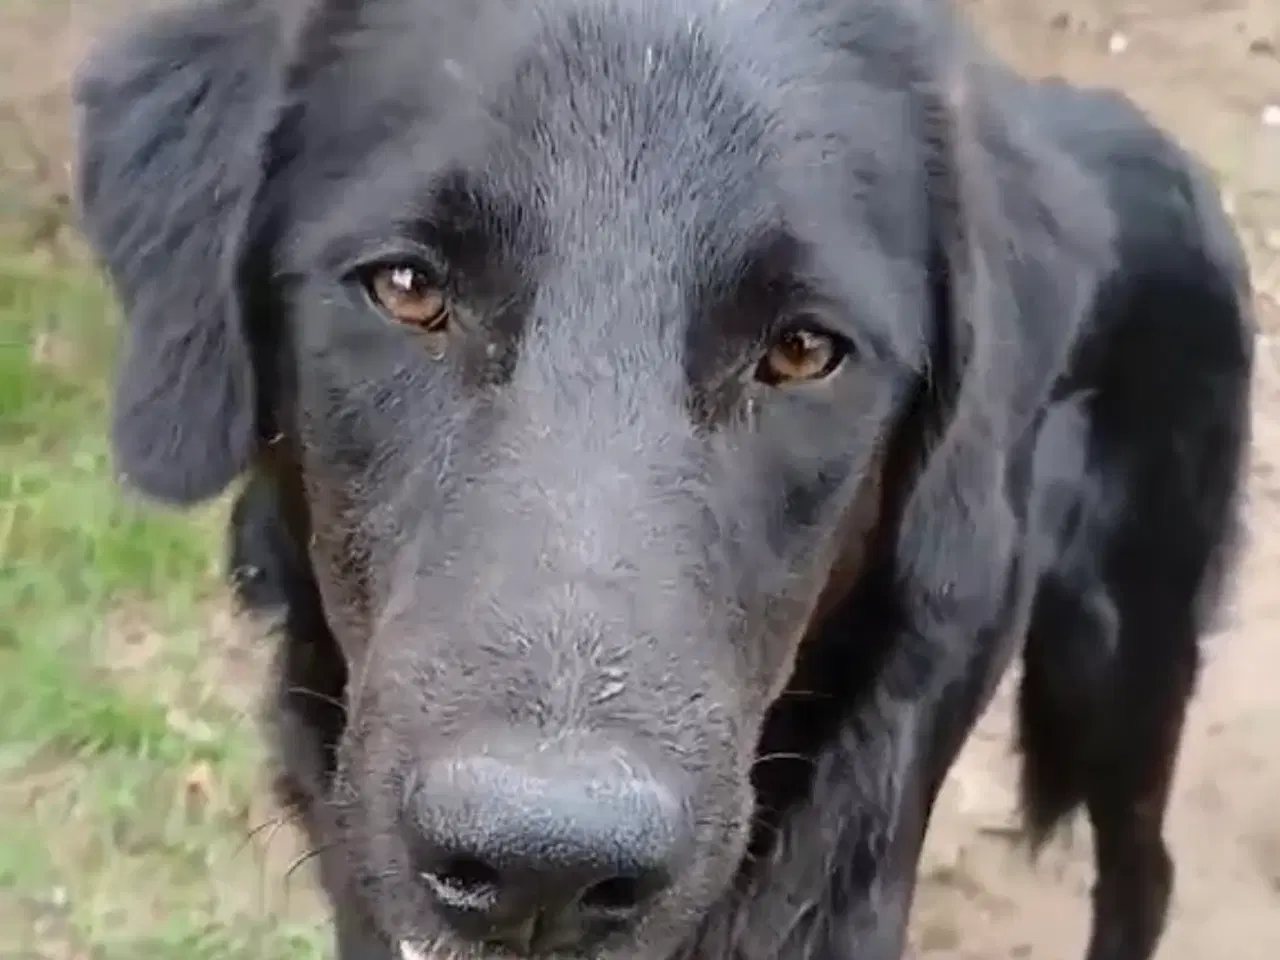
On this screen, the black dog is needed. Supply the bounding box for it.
[73,0,1254,958]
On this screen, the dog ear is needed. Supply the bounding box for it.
[73,0,285,505]
[896,49,1116,632]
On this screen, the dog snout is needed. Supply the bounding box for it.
[408,741,688,952]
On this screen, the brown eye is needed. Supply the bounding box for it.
[366,264,451,331]
[755,326,846,386]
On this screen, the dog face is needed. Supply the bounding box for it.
[281,8,919,949]
[75,0,1112,956]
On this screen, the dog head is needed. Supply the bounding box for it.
[75,0,1111,955]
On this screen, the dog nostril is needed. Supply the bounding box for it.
[422,856,502,910]
[441,856,499,891]
[581,875,641,912]
[579,872,661,914]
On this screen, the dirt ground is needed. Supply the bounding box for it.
[910,1,1280,957]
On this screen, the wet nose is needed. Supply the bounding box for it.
[409,745,686,952]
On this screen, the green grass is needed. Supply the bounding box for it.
[0,256,330,959]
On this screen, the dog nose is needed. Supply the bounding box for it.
[409,745,685,952]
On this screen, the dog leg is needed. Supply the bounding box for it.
[1019,581,1197,960]
[692,699,936,960]
[784,674,999,960]
[698,616,1010,960]
[1081,693,1184,960]
[1079,613,1195,960]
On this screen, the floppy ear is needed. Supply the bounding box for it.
[73,0,284,505]
[896,51,1116,630]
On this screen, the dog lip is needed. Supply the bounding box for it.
[399,941,430,960]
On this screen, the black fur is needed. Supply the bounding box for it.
[74,1,1253,959]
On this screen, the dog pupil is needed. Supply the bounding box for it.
[390,267,417,295]
[780,332,815,370]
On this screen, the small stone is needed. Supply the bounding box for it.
[1262,104,1280,127]
[1108,32,1130,55]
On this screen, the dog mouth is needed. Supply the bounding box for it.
[399,941,433,960]
[397,938,533,960]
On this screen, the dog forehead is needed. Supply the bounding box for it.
[285,0,934,343]
[481,17,782,263]
[290,0,798,266]
[421,2,778,181]
[332,0,754,112]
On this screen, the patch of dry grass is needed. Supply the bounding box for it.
[0,258,330,958]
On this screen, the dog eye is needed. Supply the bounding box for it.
[755,326,847,386]
[364,264,451,332]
